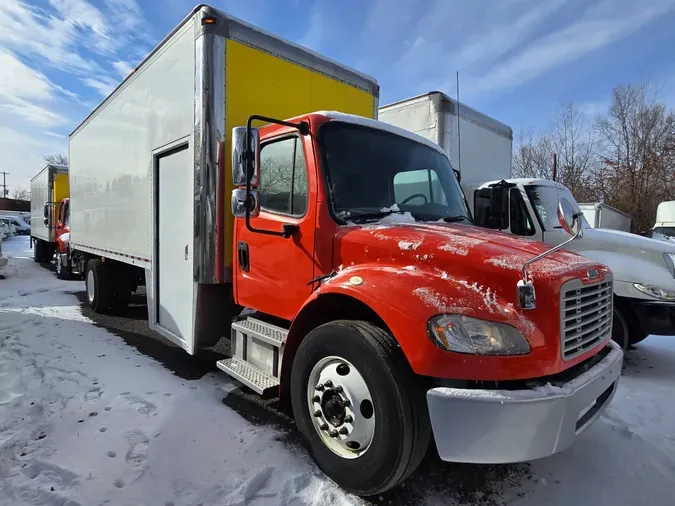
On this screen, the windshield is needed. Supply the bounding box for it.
[524,184,586,231]
[653,227,675,241]
[319,122,471,223]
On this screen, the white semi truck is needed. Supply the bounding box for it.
[380,91,675,349]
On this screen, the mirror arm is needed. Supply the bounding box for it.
[521,213,584,282]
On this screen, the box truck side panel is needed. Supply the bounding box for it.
[445,112,512,188]
[378,96,439,145]
[69,20,195,265]
[30,169,49,242]
[223,39,376,267]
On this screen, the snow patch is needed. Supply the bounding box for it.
[413,287,449,311]
[439,236,485,256]
[378,212,416,225]
[380,204,400,212]
[398,240,422,251]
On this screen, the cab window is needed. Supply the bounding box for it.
[258,137,308,216]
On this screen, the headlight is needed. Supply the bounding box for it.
[664,253,675,278]
[634,283,675,301]
[428,315,530,355]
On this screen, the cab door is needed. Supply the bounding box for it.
[234,133,317,321]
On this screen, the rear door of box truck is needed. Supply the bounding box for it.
[30,167,50,242]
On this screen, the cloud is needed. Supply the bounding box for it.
[469,0,675,95]
[112,60,134,78]
[81,76,119,97]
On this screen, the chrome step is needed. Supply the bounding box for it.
[231,318,288,348]
[217,357,279,396]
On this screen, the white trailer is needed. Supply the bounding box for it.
[578,202,631,231]
[378,92,513,187]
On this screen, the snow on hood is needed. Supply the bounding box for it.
[336,221,600,283]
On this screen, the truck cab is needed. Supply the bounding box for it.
[223,111,623,495]
[468,178,675,349]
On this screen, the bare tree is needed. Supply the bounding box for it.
[44,154,68,166]
[548,103,598,201]
[512,128,553,179]
[11,187,30,201]
[594,81,675,232]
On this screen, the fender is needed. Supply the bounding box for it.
[285,262,561,382]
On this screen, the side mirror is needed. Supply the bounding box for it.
[231,188,260,219]
[232,126,260,187]
[557,199,583,238]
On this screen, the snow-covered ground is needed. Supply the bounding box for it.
[1,235,674,506]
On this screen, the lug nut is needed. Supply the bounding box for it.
[344,415,353,423]
[316,384,325,391]
[341,399,351,407]
[329,429,338,438]
[334,385,343,393]
[339,427,349,435]
[313,410,322,417]
[312,395,320,403]
[320,423,328,431]
[324,380,333,388]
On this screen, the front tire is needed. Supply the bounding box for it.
[612,307,630,351]
[85,259,114,313]
[290,320,431,496]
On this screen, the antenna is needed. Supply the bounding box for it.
[456,71,462,178]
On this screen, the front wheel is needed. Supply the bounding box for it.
[55,253,71,280]
[290,320,431,496]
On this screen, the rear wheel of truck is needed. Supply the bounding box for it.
[33,240,45,263]
[290,320,431,496]
[86,259,114,313]
[55,253,71,280]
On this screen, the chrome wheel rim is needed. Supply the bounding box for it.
[86,269,95,303]
[307,356,375,459]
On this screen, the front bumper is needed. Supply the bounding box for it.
[426,340,623,463]
[628,299,675,335]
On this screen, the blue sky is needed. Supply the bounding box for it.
[2,0,675,192]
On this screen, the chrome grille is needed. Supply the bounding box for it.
[560,276,613,361]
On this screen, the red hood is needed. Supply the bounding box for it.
[335,221,604,286]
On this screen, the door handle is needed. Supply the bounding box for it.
[185,244,188,260]
[237,241,250,272]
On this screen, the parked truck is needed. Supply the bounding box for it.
[60,6,623,495]
[578,202,631,232]
[380,91,675,350]
[30,164,69,264]
[652,200,675,242]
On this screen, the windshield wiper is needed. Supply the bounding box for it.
[341,210,394,222]
[441,215,471,223]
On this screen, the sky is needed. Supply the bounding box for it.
[1,0,675,194]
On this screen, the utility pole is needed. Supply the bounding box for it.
[0,171,8,198]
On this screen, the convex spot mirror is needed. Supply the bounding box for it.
[232,126,260,188]
[558,199,582,237]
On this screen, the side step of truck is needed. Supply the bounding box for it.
[217,317,288,396]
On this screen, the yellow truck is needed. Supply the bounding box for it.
[30,163,69,263]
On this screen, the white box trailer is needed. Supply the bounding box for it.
[65,4,378,354]
[30,164,69,262]
[578,202,632,232]
[378,92,513,187]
